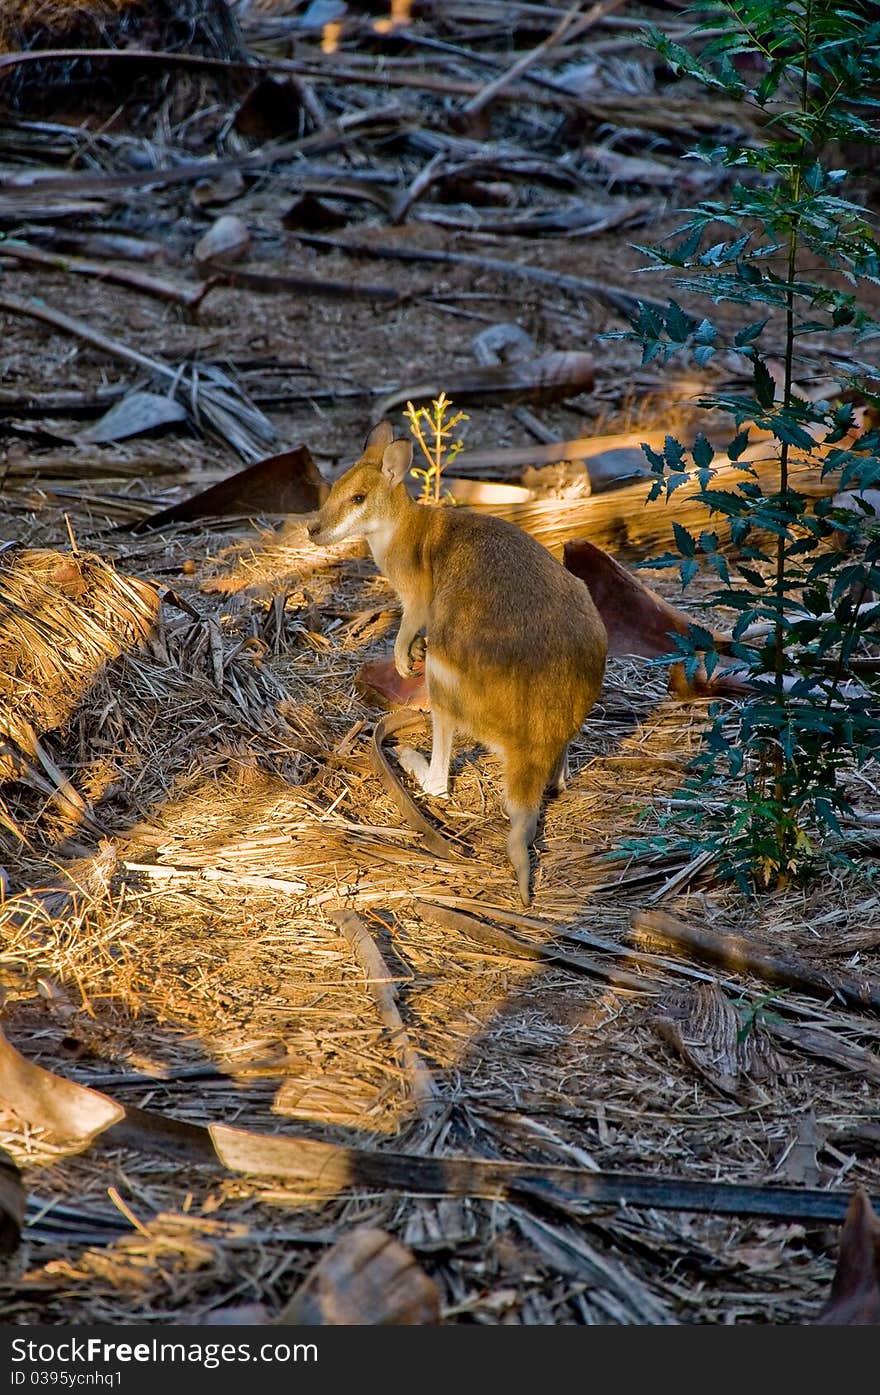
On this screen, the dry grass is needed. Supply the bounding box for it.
[1,514,878,1326]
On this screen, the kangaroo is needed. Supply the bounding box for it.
[308,420,608,904]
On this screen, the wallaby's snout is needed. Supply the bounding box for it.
[306,426,413,550]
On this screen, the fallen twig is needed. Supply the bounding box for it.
[214,266,400,302]
[1,1028,876,1225]
[460,0,625,122]
[0,239,212,315]
[632,909,880,1015]
[294,233,666,320]
[0,293,277,460]
[329,908,438,1111]
[415,900,653,994]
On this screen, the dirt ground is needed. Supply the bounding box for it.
[1,1,879,1327]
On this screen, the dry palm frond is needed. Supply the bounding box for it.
[187,361,280,463]
[0,294,279,462]
[0,549,158,737]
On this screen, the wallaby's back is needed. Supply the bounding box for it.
[421,505,607,757]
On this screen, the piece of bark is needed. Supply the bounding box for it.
[652,982,781,1098]
[127,445,326,533]
[296,233,665,320]
[0,1032,876,1224]
[276,1227,441,1326]
[816,1189,880,1324]
[766,1020,880,1087]
[215,265,399,302]
[632,909,880,1016]
[0,1026,123,1146]
[0,1148,25,1254]
[376,350,595,417]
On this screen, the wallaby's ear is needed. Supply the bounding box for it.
[381,438,413,486]
[364,420,394,455]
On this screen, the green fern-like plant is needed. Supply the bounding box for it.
[615,1,880,889]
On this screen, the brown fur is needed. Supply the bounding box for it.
[309,421,608,903]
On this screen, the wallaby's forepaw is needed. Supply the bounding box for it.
[393,634,426,679]
[397,746,448,798]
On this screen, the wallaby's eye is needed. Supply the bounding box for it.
[350,493,366,506]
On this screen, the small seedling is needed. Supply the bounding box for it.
[403,392,468,504]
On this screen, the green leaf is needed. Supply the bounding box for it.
[692,433,714,469]
[734,318,769,346]
[753,356,777,408]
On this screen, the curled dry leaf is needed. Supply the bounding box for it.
[0,1026,123,1146]
[277,1226,441,1326]
[817,1188,880,1325]
[77,390,188,445]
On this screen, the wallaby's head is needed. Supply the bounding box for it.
[308,420,413,547]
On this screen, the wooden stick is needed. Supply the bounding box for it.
[461,0,624,120]
[415,900,653,995]
[632,909,880,1015]
[767,1019,880,1085]
[2,1029,875,1225]
[329,909,438,1111]
[0,239,211,314]
[294,233,666,319]
[215,266,400,303]
[0,106,403,209]
[0,292,185,384]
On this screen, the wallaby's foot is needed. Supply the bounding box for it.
[398,746,448,798]
[507,806,539,906]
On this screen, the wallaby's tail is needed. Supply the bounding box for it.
[504,752,556,906]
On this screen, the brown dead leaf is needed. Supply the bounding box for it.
[816,1188,880,1324]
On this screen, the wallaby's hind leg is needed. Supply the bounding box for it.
[548,743,570,796]
[503,751,548,906]
[507,805,539,906]
[398,705,454,797]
